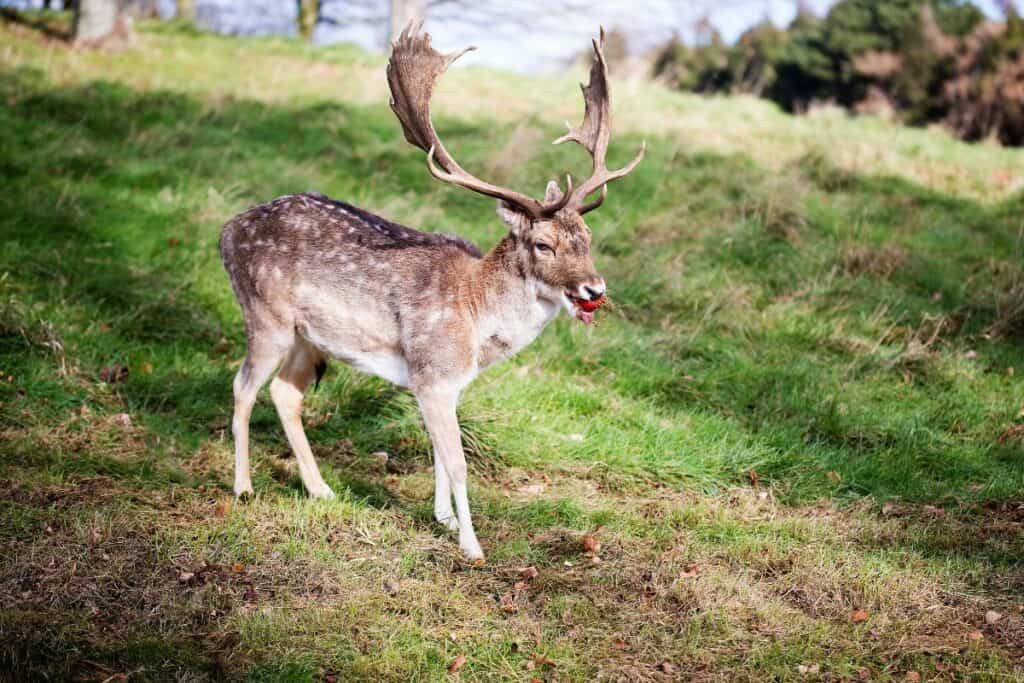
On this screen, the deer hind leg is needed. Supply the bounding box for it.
[415,387,483,560]
[434,456,458,531]
[269,340,334,500]
[232,332,290,498]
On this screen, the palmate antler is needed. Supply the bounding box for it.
[387,23,642,218]
[554,27,645,214]
[387,22,572,218]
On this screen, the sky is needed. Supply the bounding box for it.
[414,0,1010,73]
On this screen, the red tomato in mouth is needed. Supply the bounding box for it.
[577,294,605,312]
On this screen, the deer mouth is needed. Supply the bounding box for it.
[565,291,605,325]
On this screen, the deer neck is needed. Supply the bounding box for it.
[471,234,561,367]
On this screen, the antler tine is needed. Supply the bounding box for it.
[388,22,552,217]
[579,184,608,215]
[553,27,644,213]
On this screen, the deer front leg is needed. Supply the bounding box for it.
[416,387,483,560]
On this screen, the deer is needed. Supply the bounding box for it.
[219,24,643,560]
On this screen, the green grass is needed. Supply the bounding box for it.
[2,13,1024,682]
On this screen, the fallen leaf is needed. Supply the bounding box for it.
[658,661,677,674]
[568,433,584,442]
[923,504,946,517]
[533,653,556,668]
[499,592,517,613]
[985,609,1002,624]
[322,673,339,683]
[384,578,400,595]
[997,425,1024,444]
[371,451,389,467]
[857,667,871,680]
[517,483,545,496]
[968,629,984,642]
[680,563,700,579]
[826,470,842,484]
[243,586,257,602]
[139,361,153,375]
[87,527,101,546]
[447,654,467,674]
[113,412,132,428]
[582,534,601,554]
[905,672,921,682]
[965,349,978,359]
[851,609,869,623]
[99,363,129,384]
[612,638,627,650]
[882,502,899,515]
[748,470,759,487]
[231,562,245,574]
[518,566,539,582]
[178,571,195,583]
[797,663,820,675]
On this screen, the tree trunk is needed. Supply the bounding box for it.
[177,0,194,22]
[73,0,118,44]
[297,0,318,41]
[389,0,424,45]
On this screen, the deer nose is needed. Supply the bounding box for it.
[579,280,606,301]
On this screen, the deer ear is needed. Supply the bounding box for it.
[496,200,531,236]
[543,180,564,204]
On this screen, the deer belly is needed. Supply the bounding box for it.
[344,351,410,388]
[299,325,410,387]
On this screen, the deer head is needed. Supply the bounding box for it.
[387,24,644,323]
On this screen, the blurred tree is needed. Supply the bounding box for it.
[730,20,790,95]
[943,8,1024,143]
[651,29,731,93]
[177,0,194,22]
[298,0,318,39]
[73,0,119,43]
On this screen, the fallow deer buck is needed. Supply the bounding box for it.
[219,24,643,560]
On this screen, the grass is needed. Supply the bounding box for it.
[1,12,1024,682]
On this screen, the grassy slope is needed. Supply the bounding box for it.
[1,15,1023,682]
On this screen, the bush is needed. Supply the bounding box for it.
[652,0,1022,146]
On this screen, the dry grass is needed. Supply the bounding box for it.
[839,245,908,280]
[3,438,1023,680]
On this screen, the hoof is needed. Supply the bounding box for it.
[461,537,484,562]
[234,483,255,500]
[309,484,335,500]
[435,512,460,532]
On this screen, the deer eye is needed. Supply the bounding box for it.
[534,242,554,255]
